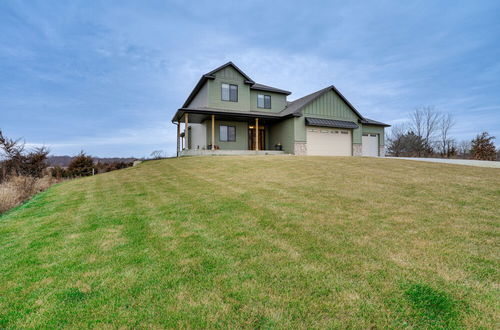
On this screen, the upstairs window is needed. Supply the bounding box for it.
[221,83,238,102]
[257,94,271,109]
[220,125,236,142]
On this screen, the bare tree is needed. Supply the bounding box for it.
[457,140,471,158]
[410,106,440,156]
[439,113,456,157]
[150,150,164,160]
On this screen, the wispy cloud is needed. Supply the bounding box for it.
[1,0,499,156]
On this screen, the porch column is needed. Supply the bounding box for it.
[211,115,215,149]
[176,122,180,157]
[255,118,259,151]
[184,113,189,150]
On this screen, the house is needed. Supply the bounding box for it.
[172,62,390,157]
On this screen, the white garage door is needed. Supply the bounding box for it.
[306,126,352,156]
[362,133,378,157]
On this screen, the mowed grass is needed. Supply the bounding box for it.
[0,156,498,328]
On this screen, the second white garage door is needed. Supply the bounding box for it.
[362,133,379,157]
[306,126,352,156]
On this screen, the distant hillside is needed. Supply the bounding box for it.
[46,155,138,167]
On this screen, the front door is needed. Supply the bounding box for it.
[248,126,265,150]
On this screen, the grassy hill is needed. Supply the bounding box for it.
[0,156,498,328]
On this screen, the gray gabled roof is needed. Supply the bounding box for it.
[176,62,390,126]
[181,62,290,108]
[305,117,359,129]
[204,61,255,84]
[250,83,291,95]
[172,107,284,123]
[360,118,391,127]
[279,85,366,120]
[279,87,330,117]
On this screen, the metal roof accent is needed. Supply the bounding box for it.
[305,117,359,129]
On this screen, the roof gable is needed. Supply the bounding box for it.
[280,86,365,120]
[182,62,291,108]
[204,61,254,84]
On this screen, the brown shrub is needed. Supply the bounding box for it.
[0,176,55,214]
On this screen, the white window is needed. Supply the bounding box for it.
[221,83,238,102]
[220,125,236,142]
[257,94,271,109]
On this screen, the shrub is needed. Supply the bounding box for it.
[50,166,70,179]
[471,132,496,161]
[0,130,49,180]
[68,152,95,177]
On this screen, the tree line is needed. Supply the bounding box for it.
[0,130,135,183]
[0,130,137,213]
[386,106,498,161]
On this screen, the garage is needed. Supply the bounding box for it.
[362,133,378,156]
[306,126,352,156]
[304,118,358,156]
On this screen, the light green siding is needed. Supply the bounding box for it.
[362,125,385,146]
[268,117,295,154]
[297,90,363,144]
[187,82,208,108]
[207,66,251,111]
[302,90,359,121]
[293,116,306,142]
[205,120,249,150]
[249,90,287,113]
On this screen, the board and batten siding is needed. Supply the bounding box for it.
[249,90,287,113]
[207,66,251,111]
[297,90,362,144]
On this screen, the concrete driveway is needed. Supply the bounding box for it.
[386,157,500,168]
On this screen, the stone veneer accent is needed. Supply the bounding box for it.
[294,142,307,155]
[379,146,386,157]
[353,144,362,156]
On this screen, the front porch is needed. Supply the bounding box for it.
[174,109,286,157]
[179,149,286,157]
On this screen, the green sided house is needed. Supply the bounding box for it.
[172,62,390,157]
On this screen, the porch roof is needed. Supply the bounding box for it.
[172,107,289,123]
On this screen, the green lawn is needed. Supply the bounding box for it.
[1,156,498,328]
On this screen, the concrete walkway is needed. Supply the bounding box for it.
[386,157,500,168]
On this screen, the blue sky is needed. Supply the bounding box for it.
[1,0,499,157]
